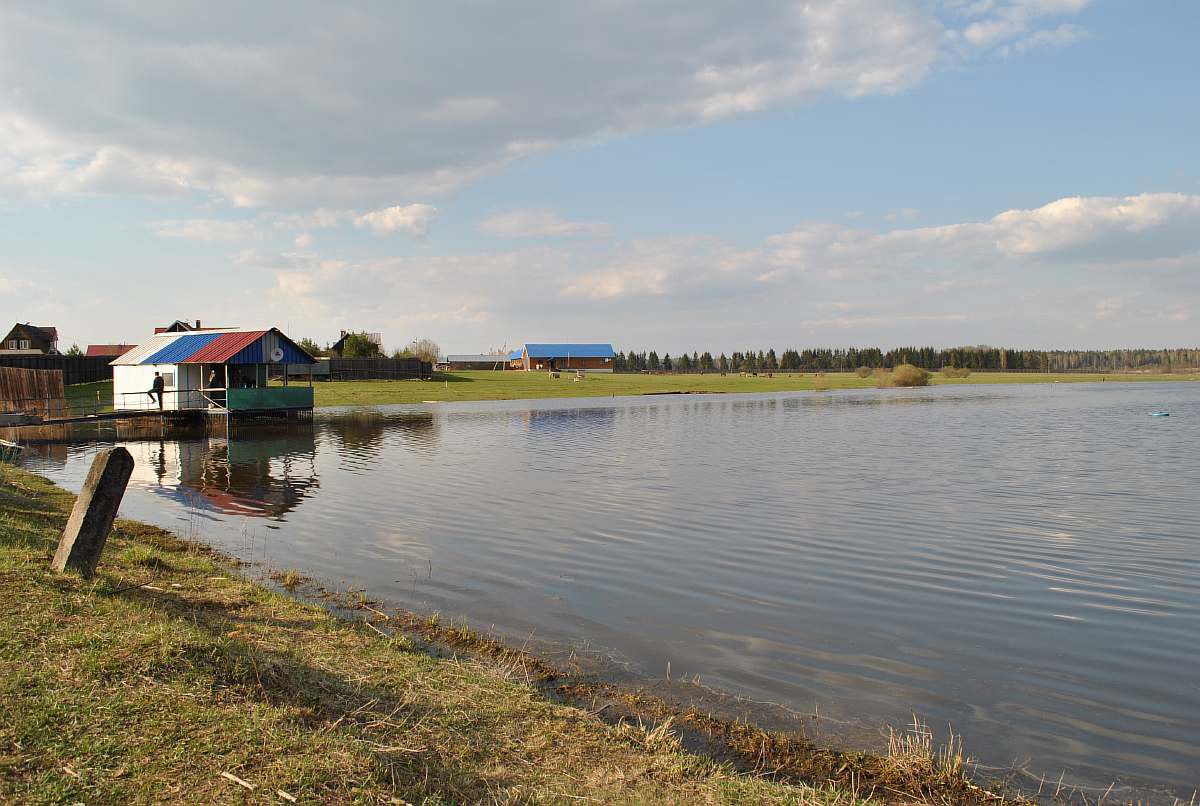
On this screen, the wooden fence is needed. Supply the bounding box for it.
[326,357,432,381]
[0,355,112,385]
[0,366,67,418]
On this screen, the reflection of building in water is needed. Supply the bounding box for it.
[9,440,68,463]
[319,411,437,462]
[124,425,319,519]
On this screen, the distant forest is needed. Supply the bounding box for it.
[613,347,1200,374]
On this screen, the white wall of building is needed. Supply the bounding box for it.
[113,363,185,410]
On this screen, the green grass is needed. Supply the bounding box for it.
[65,381,113,415]
[305,370,1199,407]
[0,463,880,805]
[73,370,1198,414]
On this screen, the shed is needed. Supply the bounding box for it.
[518,343,615,372]
[443,354,508,370]
[111,328,316,412]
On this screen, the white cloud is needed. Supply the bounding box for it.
[423,96,502,122]
[353,204,439,237]
[767,193,1200,276]
[480,209,609,239]
[0,275,32,295]
[803,312,969,329]
[216,191,1199,351]
[294,232,313,249]
[1094,297,1123,320]
[0,1,1087,208]
[958,0,1091,51]
[1006,23,1090,55]
[148,218,258,241]
[271,208,354,231]
[561,237,763,301]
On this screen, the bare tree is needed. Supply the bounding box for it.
[406,338,441,364]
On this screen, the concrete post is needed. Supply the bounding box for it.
[51,447,134,579]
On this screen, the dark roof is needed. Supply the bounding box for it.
[154,320,227,334]
[5,323,58,342]
[524,343,615,359]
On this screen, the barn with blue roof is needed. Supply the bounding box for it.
[517,343,616,372]
[111,328,316,413]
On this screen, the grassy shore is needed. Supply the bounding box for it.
[0,464,1021,804]
[306,369,1197,407]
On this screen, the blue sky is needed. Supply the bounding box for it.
[1,1,1197,354]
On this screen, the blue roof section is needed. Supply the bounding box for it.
[225,336,313,365]
[143,332,225,365]
[524,343,615,358]
[508,350,522,360]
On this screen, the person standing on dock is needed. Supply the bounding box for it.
[148,372,164,409]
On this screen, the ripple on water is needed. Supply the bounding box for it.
[22,382,1200,802]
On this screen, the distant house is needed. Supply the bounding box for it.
[154,319,225,334]
[508,349,524,370]
[517,343,616,372]
[330,330,382,358]
[1,323,59,355]
[443,354,509,371]
[85,344,137,359]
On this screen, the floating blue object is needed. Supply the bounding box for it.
[1149,411,1170,417]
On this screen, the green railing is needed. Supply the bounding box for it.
[226,386,314,411]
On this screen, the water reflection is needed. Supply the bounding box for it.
[120,425,321,519]
[321,410,438,466]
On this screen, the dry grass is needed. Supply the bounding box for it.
[875,364,932,388]
[275,568,304,591]
[941,367,972,379]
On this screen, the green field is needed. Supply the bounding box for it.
[304,369,1198,407]
[69,370,1198,412]
[0,464,1015,804]
[64,380,114,415]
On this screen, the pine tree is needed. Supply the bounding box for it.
[765,348,778,371]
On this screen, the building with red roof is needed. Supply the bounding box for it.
[84,344,137,358]
[111,328,316,413]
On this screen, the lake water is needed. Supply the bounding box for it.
[20,382,1200,801]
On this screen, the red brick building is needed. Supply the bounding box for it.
[517,343,615,372]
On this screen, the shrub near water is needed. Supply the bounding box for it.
[855,366,872,378]
[942,366,972,379]
[877,364,932,388]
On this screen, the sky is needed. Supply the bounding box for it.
[1,1,1198,354]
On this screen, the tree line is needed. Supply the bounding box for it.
[613,347,1200,374]
[298,334,441,363]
